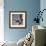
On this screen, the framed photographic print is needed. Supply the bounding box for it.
[9,11,27,28]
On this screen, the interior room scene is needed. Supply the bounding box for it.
[0,0,46,46]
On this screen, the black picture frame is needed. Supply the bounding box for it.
[9,11,27,29]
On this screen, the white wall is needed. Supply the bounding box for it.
[0,0,4,42]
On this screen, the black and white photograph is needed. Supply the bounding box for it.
[9,11,26,28]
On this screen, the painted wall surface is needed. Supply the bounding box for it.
[40,0,46,27]
[0,0,4,42]
[4,0,40,42]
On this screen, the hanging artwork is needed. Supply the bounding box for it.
[9,11,27,28]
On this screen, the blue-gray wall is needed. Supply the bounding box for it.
[4,0,40,42]
[40,0,46,27]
